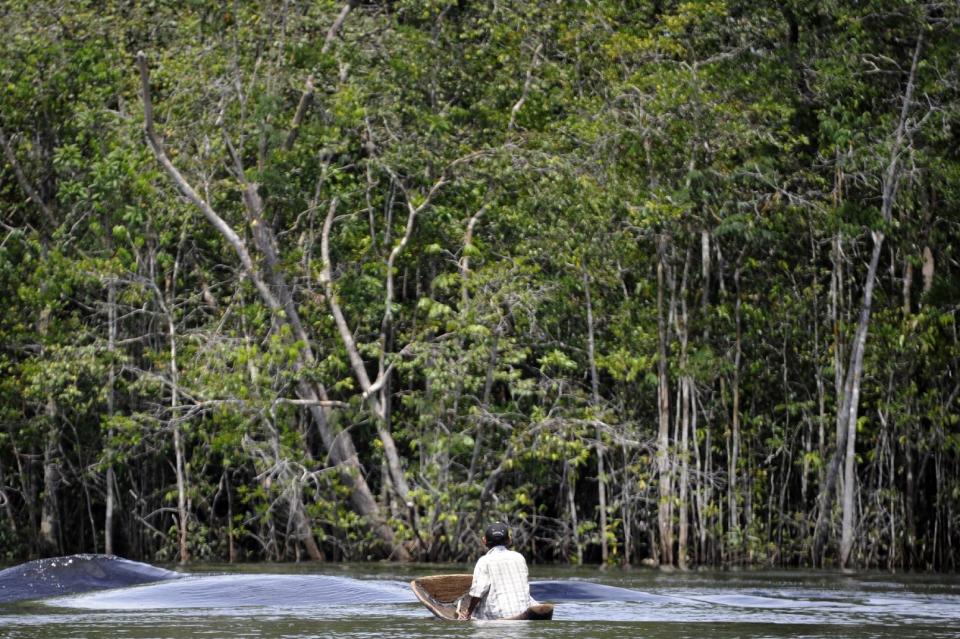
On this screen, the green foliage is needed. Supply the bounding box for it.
[0,0,957,568]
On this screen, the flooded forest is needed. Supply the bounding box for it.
[0,1,959,570]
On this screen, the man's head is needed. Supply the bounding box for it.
[483,522,510,548]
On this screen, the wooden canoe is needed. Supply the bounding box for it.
[409,574,554,621]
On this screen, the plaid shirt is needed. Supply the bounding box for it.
[468,545,531,619]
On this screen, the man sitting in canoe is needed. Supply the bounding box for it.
[459,522,533,620]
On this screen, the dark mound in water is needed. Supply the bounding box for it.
[56,574,415,609]
[0,554,181,604]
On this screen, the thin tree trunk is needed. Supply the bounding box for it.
[321,0,358,55]
[693,388,709,563]
[621,440,633,565]
[596,441,608,564]
[922,246,934,295]
[565,460,583,564]
[807,220,823,507]
[0,458,16,535]
[460,202,489,305]
[828,231,843,497]
[105,279,117,556]
[468,331,499,483]
[728,262,743,558]
[904,417,916,567]
[508,43,543,130]
[582,269,607,564]
[834,230,875,565]
[39,398,61,557]
[167,308,189,564]
[903,260,914,316]
[675,249,692,570]
[678,376,690,570]
[38,306,61,558]
[656,234,674,566]
[816,33,923,567]
[292,494,325,561]
[283,76,314,151]
[226,471,236,563]
[701,230,711,312]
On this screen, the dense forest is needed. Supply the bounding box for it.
[0,0,958,570]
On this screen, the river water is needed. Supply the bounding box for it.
[1,557,958,638]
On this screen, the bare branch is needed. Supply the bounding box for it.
[272,398,349,409]
[320,198,377,399]
[508,42,543,130]
[283,76,315,151]
[135,51,284,315]
[880,32,924,224]
[460,201,490,286]
[322,1,358,55]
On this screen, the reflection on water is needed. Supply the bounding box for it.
[470,619,538,639]
[0,558,958,639]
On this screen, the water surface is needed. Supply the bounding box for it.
[1,557,958,638]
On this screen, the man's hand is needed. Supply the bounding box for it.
[460,594,480,620]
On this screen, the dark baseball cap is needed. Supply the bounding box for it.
[484,522,510,546]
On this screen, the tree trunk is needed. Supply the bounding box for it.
[678,376,691,570]
[829,232,844,482]
[701,230,711,311]
[815,33,923,567]
[829,266,872,564]
[902,260,914,316]
[38,304,61,558]
[105,279,117,556]
[468,331,499,483]
[655,234,674,566]
[807,222,824,507]
[621,440,633,566]
[564,460,583,564]
[728,262,743,558]
[693,387,709,563]
[921,246,934,295]
[168,311,189,565]
[904,418,916,567]
[582,269,608,564]
[0,458,16,536]
[227,472,236,563]
[39,399,61,558]
[291,493,325,561]
[675,249,692,570]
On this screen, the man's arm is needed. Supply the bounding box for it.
[459,595,481,620]
[462,556,490,620]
